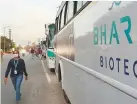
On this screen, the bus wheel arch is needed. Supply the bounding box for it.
[58,60,71,104]
[58,60,64,82]
[58,63,62,82]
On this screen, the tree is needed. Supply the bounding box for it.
[0,36,15,51]
[11,42,16,48]
[16,45,23,51]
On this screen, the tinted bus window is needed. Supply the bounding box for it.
[83,1,87,5]
[77,1,83,11]
[61,5,66,28]
[66,1,74,22]
[55,18,58,33]
[58,15,61,30]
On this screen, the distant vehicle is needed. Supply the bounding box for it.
[40,39,47,58]
[53,1,137,104]
[46,47,55,72]
[46,24,56,72]
[40,24,56,72]
[20,49,26,57]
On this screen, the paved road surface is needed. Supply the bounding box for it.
[1,54,67,104]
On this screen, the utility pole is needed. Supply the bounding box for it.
[3,27,5,53]
[9,29,12,49]
[9,29,11,40]
[3,26,10,52]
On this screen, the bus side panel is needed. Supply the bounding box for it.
[61,59,137,104]
[74,1,137,90]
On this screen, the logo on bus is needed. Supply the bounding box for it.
[109,1,121,10]
[93,16,132,45]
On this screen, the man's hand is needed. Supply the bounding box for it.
[4,78,8,84]
[25,76,28,80]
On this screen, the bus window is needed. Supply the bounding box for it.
[58,15,61,31]
[57,17,59,31]
[66,1,74,22]
[77,1,83,11]
[64,3,67,25]
[83,1,87,5]
[55,17,58,33]
[61,5,66,28]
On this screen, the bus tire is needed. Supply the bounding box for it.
[63,89,71,104]
[50,68,55,72]
[44,56,46,59]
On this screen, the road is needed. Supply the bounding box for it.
[1,53,67,104]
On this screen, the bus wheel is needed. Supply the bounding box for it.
[63,89,71,104]
[50,68,55,72]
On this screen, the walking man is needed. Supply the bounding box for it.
[30,48,35,59]
[0,49,4,62]
[4,50,28,104]
[38,48,42,60]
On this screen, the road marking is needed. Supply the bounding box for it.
[41,60,51,84]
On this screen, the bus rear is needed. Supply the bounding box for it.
[46,48,55,71]
[46,24,56,72]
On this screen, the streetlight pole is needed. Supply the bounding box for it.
[4,27,5,53]
[3,26,10,53]
[9,29,12,50]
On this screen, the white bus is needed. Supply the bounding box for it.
[53,1,137,104]
[41,24,56,72]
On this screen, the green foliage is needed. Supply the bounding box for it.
[0,36,16,51]
[12,42,16,48]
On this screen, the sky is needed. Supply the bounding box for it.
[0,0,62,46]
